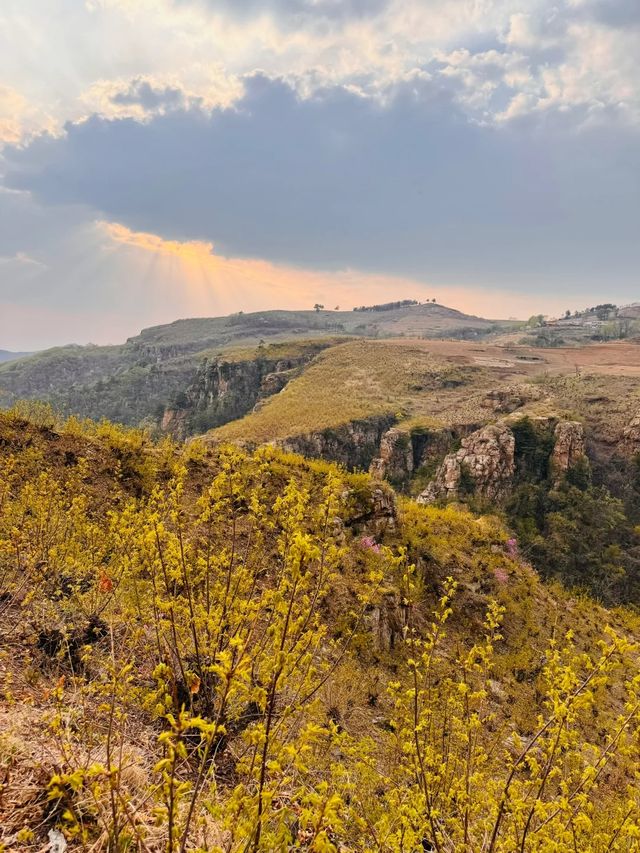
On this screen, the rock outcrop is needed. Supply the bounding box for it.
[369,425,478,488]
[369,486,398,533]
[417,416,591,504]
[369,427,414,482]
[550,421,586,474]
[417,423,515,503]
[366,592,408,652]
[161,407,189,435]
[619,412,640,456]
[333,482,398,540]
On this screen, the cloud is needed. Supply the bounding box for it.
[182,0,390,26]
[579,0,640,28]
[110,78,186,111]
[0,251,45,268]
[2,0,639,144]
[0,208,582,350]
[99,219,589,322]
[3,73,639,296]
[0,86,55,144]
[98,218,440,316]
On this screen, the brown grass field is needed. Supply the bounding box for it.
[211,337,640,445]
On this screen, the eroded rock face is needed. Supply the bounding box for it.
[550,421,586,473]
[161,407,188,434]
[369,427,414,482]
[342,482,398,535]
[161,345,328,437]
[366,592,408,652]
[417,417,590,504]
[257,366,297,399]
[370,487,397,533]
[417,423,515,503]
[278,416,396,471]
[620,413,640,456]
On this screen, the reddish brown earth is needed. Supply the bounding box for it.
[384,339,640,378]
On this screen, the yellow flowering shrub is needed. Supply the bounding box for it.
[0,411,639,851]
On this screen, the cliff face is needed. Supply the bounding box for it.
[267,412,589,507]
[277,415,396,471]
[620,413,640,456]
[417,423,516,504]
[162,344,330,437]
[369,427,414,483]
[417,417,588,504]
[551,421,587,476]
[368,424,476,487]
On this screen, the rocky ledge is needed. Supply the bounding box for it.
[417,423,516,503]
[417,417,586,504]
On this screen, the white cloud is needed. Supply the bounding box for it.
[81,73,243,122]
[0,250,45,268]
[0,85,55,144]
[0,0,638,140]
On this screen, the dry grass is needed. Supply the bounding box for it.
[200,337,344,364]
[212,338,640,447]
[213,340,494,443]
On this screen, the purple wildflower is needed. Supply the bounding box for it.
[506,538,518,557]
[361,535,381,553]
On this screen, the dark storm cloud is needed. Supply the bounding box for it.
[3,73,640,288]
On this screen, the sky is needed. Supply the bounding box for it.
[0,0,639,350]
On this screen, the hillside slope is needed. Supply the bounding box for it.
[210,338,640,603]
[1,410,640,850]
[211,338,640,452]
[0,303,511,428]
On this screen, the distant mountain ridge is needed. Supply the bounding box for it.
[128,302,501,352]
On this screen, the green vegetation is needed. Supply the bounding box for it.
[517,304,640,347]
[2,410,640,849]
[505,417,640,603]
[0,342,195,427]
[353,298,419,312]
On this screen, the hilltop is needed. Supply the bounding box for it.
[0,302,512,429]
[129,301,503,350]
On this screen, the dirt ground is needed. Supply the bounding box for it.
[386,338,640,378]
